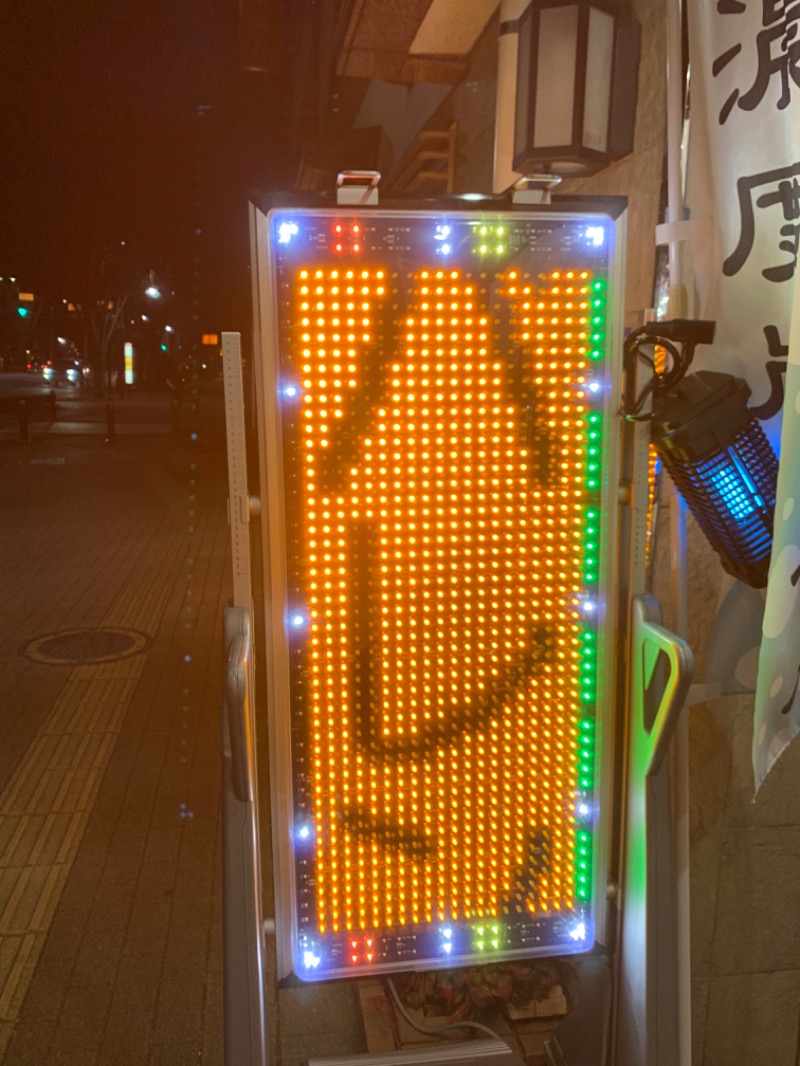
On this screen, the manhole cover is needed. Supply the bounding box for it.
[21,627,152,665]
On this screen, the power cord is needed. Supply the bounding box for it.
[621,331,682,423]
[386,975,506,1044]
[621,319,716,423]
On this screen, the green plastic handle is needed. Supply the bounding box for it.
[631,594,694,777]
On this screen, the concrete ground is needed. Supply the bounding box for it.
[3,378,800,1066]
[0,382,229,1065]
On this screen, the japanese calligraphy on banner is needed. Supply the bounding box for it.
[686,1,800,790]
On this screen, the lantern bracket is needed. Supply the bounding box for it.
[336,170,381,206]
[511,174,563,205]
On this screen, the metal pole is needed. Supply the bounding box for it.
[664,2,692,1064]
[221,329,268,1066]
[492,0,528,193]
[222,607,268,1066]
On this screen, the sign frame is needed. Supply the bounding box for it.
[250,199,627,982]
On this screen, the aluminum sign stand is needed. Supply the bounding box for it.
[235,176,696,1065]
[221,331,269,1066]
[612,595,693,1066]
[608,325,694,1066]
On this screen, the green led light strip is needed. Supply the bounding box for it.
[574,272,606,899]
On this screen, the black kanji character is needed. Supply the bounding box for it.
[724,162,800,281]
[752,323,789,420]
[714,0,800,122]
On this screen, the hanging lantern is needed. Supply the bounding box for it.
[513,0,640,176]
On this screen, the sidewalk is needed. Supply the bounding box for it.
[0,386,185,441]
[0,383,230,1065]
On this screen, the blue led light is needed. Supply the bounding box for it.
[569,921,588,942]
[578,803,591,817]
[282,383,300,399]
[290,613,306,629]
[295,823,313,841]
[434,224,453,256]
[587,380,601,394]
[277,221,299,244]
[585,226,605,246]
[302,948,322,970]
[581,597,597,615]
[708,451,763,521]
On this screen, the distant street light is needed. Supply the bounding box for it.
[145,285,161,299]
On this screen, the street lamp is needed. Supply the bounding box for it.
[94,276,166,437]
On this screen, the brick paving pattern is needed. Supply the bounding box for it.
[0,384,229,1065]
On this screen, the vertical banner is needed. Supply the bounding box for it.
[686,3,800,789]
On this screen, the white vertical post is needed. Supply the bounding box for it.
[222,331,253,611]
[492,0,528,193]
[664,2,692,1064]
[221,328,268,1065]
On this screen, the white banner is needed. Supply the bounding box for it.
[686,1,800,790]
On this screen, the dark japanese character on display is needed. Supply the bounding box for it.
[723,162,800,281]
[714,0,800,122]
[752,323,789,420]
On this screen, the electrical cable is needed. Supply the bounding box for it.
[386,976,506,1044]
[621,333,685,422]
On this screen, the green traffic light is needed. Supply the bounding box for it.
[17,307,29,318]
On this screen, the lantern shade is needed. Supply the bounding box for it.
[514,0,639,176]
[651,371,778,588]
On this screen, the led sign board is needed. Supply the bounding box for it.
[257,206,623,980]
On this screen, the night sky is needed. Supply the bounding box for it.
[0,0,293,327]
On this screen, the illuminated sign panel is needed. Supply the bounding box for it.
[261,207,621,979]
[124,341,134,386]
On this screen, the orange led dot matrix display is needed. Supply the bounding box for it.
[262,209,620,979]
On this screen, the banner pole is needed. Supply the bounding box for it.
[665,2,692,1065]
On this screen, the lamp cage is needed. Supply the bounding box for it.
[651,370,778,588]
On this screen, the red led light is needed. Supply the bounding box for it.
[334,242,343,253]
[352,223,361,234]
[334,222,343,235]
[352,243,361,253]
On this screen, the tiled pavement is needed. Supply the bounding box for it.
[12,381,800,1066]
[0,384,230,1065]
